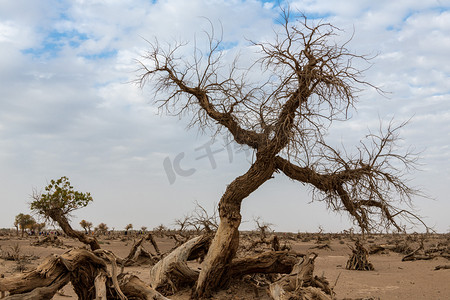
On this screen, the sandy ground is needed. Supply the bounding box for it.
[0,234,448,299]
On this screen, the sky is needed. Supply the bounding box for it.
[0,0,449,233]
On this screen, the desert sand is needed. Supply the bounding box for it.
[0,232,448,299]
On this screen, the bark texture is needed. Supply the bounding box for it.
[150,235,211,293]
[49,209,101,251]
[193,159,274,298]
[0,248,168,300]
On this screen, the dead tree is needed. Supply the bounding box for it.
[171,202,219,246]
[137,8,424,298]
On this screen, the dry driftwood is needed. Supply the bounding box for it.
[310,244,332,250]
[0,248,105,297]
[228,251,303,279]
[150,235,211,293]
[244,234,282,252]
[368,244,386,254]
[163,250,305,295]
[118,274,171,300]
[149,233,304,295]
[164,261,200,291]
[402,243,432,261]
[434,264,450,270]
[0,248,169,300]
[123,233,160,267]
[269,253,333,300]
[1,274,69,300]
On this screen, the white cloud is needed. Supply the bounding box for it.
[0,0,449,232]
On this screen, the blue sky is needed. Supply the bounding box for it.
[1,0,449,233]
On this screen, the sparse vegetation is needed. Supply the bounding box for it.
[0,243,38,273]
[0,228,449,299]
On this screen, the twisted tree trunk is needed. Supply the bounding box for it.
[49,209,101,251]
[192,159,274,299]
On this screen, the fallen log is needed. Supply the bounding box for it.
[244,235,282,252]
[368,244,386,254]
[1,273,69,300]
[0,249,105,296]
[227,251,303,278]
[150,235,211,293]
[402,244,434,261]
[124,232,161,266]
[118,274,171,300]
[159,250,304,294]
[310,244,332,250]
[434,265,450,270]
[164,261,200,290]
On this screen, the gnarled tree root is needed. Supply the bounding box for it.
[150,234,305,296]
[1,273,69,300]
[163,250,305,293]
[0,248,169,300]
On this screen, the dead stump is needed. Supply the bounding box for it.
[346,240,374,271]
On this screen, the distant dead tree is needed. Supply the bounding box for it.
[170,202,219,246]
[138,8,424,298]
[154,224,169,237]
[254,217,274,239]
[185,201,219,234]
